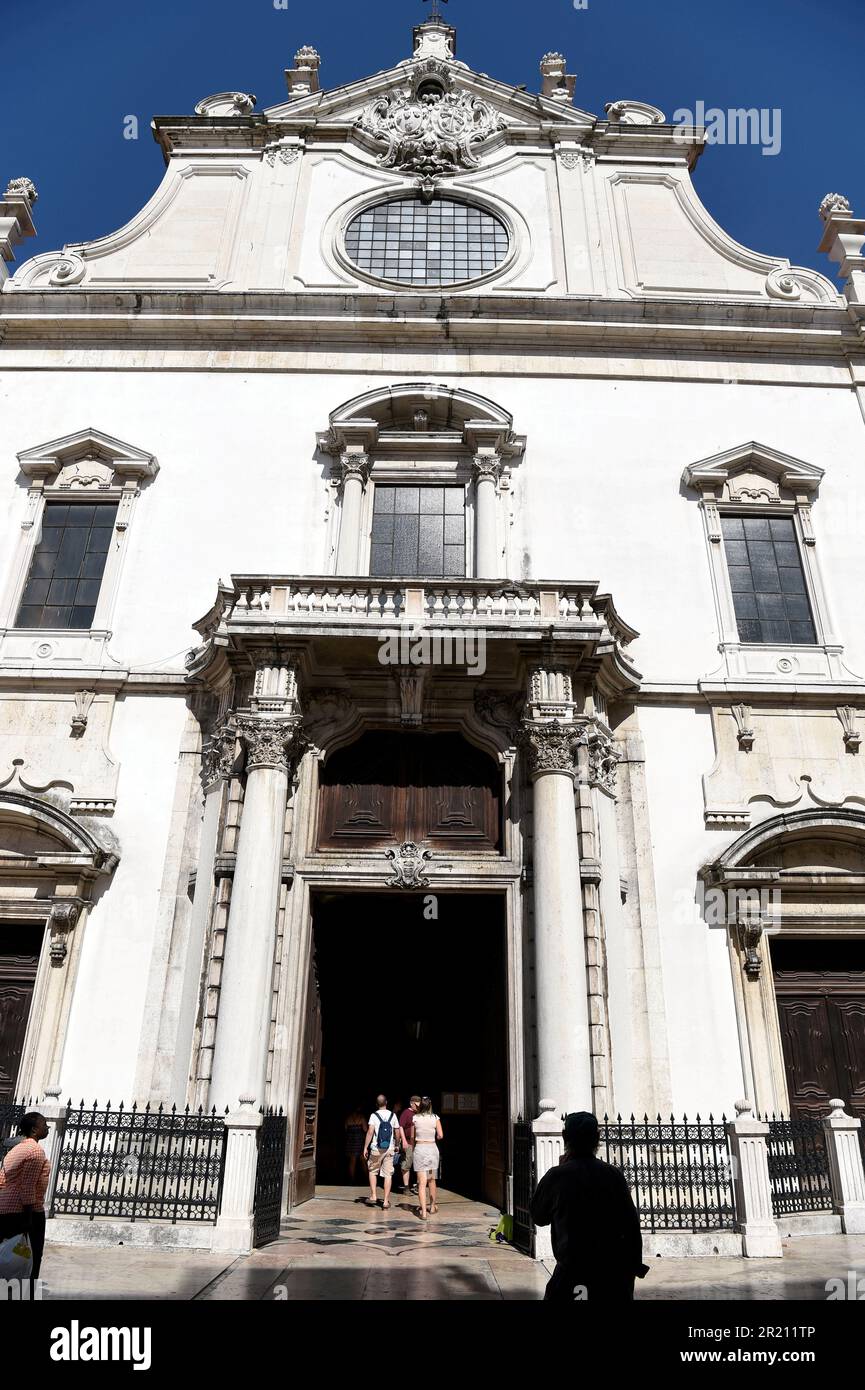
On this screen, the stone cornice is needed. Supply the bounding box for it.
[0,290,856,357]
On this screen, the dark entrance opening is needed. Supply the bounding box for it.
[0,923,44,1103]
[311,892,508,1206]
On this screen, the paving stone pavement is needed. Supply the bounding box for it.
[36,1187,865,1301]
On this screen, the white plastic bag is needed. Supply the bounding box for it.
[0,1231,33,1281]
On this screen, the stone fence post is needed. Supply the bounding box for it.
[212,1097,262,1254]
[39,1087,68,1213]
[726,1099,782,1257]
[823,1099,865,1234]
[531,1099,564,1262]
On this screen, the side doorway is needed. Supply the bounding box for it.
[0,924,44,1104]
[773,938,865,1147]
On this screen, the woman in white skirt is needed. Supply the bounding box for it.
[410,1096,444,1220]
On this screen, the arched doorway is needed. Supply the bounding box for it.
[294,729,509,1207]
[703,809,865,1132]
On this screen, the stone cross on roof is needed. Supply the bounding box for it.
[424,0,448,19]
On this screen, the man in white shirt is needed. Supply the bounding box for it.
[363,1094,405,1209]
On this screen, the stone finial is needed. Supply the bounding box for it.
[818,193,865,305]
[819,192,851,222]
[829,1098,847,1116]
[540,52,576,104]
[0,177,38,279]
[734,1098,753,1116]
[286,45,321,97]
[5,177,38,203]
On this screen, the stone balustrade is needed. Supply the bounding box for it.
[192,576,638,647]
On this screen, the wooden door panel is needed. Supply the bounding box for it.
[828,999,865,1115]
[293,952,322,1207]
[0,983,34,1102]
[319,731,501,851]
[777,998,836,1115]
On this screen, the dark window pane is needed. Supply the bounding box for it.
[43,503,69,525]
[88,527,114,554]
[742,516,771,539]
[755,593,786,619]
[47,578,78,606]
[444,488,465,514]
[724,540,749,565]
[394,487,420,515]
[779,566,805,593]
[768,517,795,540]
[418,515,444,573]
[444,515,464,545]
[69,504,95,527]
[371,514,395,543]
[773,543,800,568]
[732,592,758,619]
[370,545,393,577]
[721,516,744,538]
[74,579,102,607]
[55,528,88,575]
[790,622,817,644]
[70,606,96,629]
[737,620,763,643]
[21,578,50,606]
[728,566,755,592]
[419,488,444,514]
[392,515,419,573]
[17,606,43,628]
[39,528,63,553]
[443,546,465,576]
[41,606,69,627]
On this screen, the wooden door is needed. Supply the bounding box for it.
[773,939,865,1135]
[318,731,501,851]
[0,926,43,1103]
[481,905,508,1208]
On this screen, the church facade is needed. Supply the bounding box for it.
[1,16,864,1213]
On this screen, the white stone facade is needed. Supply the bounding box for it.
[2,19,864,1214]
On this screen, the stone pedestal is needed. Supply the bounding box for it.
[208,717,301,1112]
[823,1099,865,1234]
[212,1100,262,1254]
[522,719,592,1113]
[726,1100,782,1257]
[531,1099,564,1261]
[38,1087,68,1213]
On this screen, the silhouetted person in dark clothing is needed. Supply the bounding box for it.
[531,1111,648,1302]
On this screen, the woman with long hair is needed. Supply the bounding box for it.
[410,1096,443,1220]
[344,1103,368,1184]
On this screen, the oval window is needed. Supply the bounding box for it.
[344,197,510,287]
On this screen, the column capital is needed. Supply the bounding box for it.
[237,715,306,773]
[472,452,504,486]
[519,718,581,780]
[337,450,373,489]
[202,720,240,791]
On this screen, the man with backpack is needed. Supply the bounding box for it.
[363,1095,405,1209]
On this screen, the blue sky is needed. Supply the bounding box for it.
[3,0,862,282]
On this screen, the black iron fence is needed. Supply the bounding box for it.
[764,1115,833,1216]
[512,1120,535,1255]
[253,1108,287,1247]
[0,1099,26,1143]
[51,1101,226,1223]
[600,1114,737,1232]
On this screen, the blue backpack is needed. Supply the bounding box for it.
[376,1111,395,1150]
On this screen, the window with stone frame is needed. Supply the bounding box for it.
[370,484,466,578]
[15,501,118,630]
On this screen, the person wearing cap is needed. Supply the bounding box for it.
[530,1111,648,1301]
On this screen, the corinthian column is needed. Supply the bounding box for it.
[209,715,305,1111]
[472,454,502,579]
[335,451,372,574]
[521,716,592,1113]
